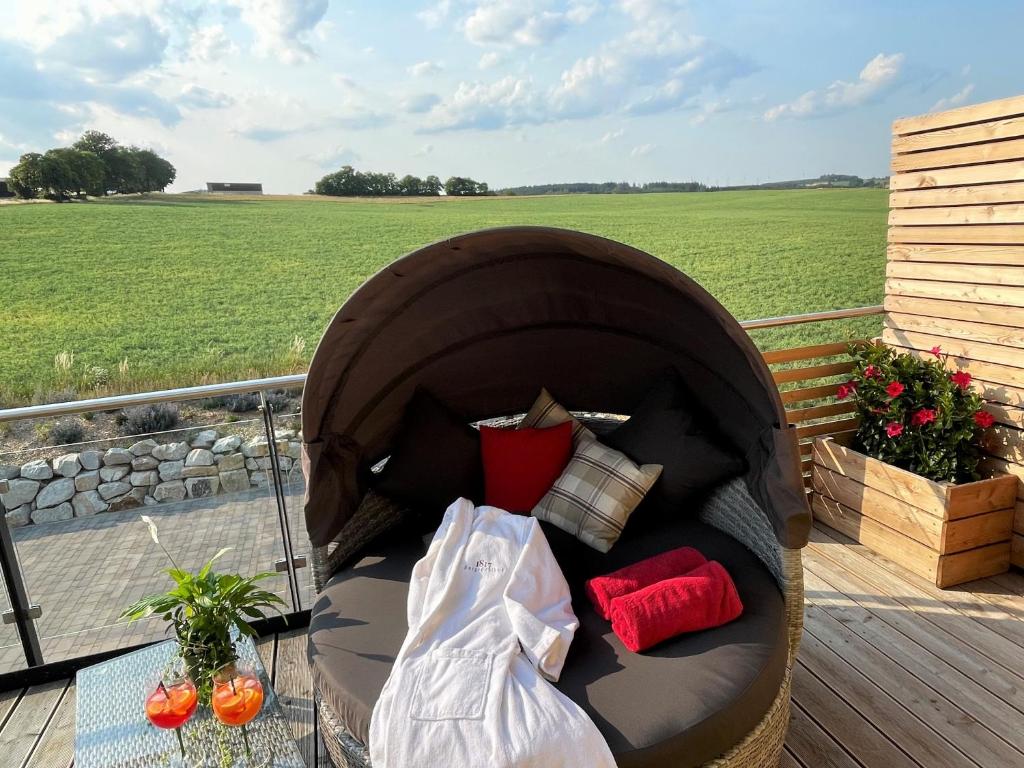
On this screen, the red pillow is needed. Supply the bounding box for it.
[480,422,573,513]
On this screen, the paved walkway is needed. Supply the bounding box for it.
[0,483,312,673]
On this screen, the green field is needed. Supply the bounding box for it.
[0,190,888,406]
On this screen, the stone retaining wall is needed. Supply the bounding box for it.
[0,428,303,527]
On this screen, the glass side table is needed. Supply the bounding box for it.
[76,635,306,767]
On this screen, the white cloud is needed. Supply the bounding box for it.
[190,24,238,62]
[463,0,592,48]
[227,0,329,64]
[764,52,904,121]
[417,0,453,29]
[931,83,975,112]
[630,142,655,157]
[422,76,540,131]
[231,91,392,142]
[601,128,625,143]
[332,73,359,90]
[408,60,442,77]
[179,84,234,110]
[401,93,442,113]
[46,11,170,80]
[305,145,360,169]
[478,51,503,69]
[414,143,435,156]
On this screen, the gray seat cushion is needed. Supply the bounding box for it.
[308,516,787,768]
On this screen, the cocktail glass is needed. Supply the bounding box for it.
[145,660,200,767]
[212,660,269,766]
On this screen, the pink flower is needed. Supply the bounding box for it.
[885,381,905,398]
[911,408,937,427]
[950,370,972,391]
[836,380,857,400]
[864,364,882,379]
[885,422,904,438]
[930,345,942,358]
[974,410,995,429]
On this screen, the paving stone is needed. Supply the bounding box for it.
[185,448,215,467]
[212,435,241,454]
[32,502,73,524]
[98,481,132,500]
[53,453,82,477]
[72,490,108,517]
[75,470,100,492]
[100,466,130,482]
[152,442,189,461]
[36,477,76,508]
[21,459,53,480]
[0,478,39,508]
[79,450,103,470]
[103,448,133,466]
[158,460,184,481]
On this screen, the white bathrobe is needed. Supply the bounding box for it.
[369,498,616,768]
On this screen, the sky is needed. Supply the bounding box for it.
[1,0,1023,194]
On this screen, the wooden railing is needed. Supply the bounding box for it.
[740,307,885,486]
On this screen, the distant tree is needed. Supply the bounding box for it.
[7,153,44,198]
[398,174,423,195]
[422,175,442,195]
[134,148,176,191]
[444,176,482,196]
[72,131,119,193]
[49,148,106,197]
[315,167,449,197]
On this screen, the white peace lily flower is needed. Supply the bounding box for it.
[141,515,160,545]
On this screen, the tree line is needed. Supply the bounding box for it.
[497,181,709,195]
[313,166,490,197]
[7,131,176,201]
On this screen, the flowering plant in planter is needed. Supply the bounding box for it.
[837,342,995,483]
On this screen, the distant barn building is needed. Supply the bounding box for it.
[0,178,13,198]
[205,182,263,195]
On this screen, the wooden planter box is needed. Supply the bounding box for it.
[810,436,1018,587]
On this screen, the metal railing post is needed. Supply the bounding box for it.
[0,479,44,667]
[259,393,303,612]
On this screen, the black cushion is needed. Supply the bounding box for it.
[603,370,746,516]
[372,389,482,531]
[308,512,787,768]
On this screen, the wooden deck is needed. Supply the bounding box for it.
[3,523,1024,768]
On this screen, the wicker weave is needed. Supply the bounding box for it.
[310,416,803,767]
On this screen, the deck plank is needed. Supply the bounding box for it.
[23,681,75,768]
[0,680,66,768]
[785,701,860,768]
[275,629,317,768]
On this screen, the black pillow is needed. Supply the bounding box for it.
[373,389,483,531]
[603,370,745,515]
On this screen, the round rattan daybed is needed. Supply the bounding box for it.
[301,226,809,768]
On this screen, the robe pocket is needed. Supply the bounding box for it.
[410,648,494,721]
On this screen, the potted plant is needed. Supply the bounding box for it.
[810,342,1017,587]
[120,516,286,702]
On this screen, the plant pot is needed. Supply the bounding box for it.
[810,435,1018,587]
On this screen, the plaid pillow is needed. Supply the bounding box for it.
[518,388,595,447]
[533,439,662,553]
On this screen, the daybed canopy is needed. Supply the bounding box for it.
[301,225,809,550]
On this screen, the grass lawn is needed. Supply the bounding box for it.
[0,189,888,406]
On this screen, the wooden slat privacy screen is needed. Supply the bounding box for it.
[885,94,1024,566]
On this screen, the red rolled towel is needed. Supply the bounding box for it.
[585,546,707,620]
[609,560,743,653]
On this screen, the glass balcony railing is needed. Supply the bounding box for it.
[0,306,883,679]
